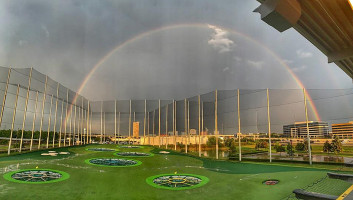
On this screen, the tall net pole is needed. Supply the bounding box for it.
[267,89,272,163]
[173,100,176,150]
[20,68,33,152]
[165,104,168,149]
[118,112,120,144]
[115,100,117,144]
[0,68,11,128]
[8,84,20,155]
[87,101,90,144]
[184,99,188,153]
[144,99,146,145]
[237,89,242,162]
[46,94,53,148]
[159,99,161,147]
[100,101,103,144]
[215,90,218,160]
[129,99,131,144]
[52,83,59,148]
[65,89,69,146]
[30,91,39,151]
[58,100,63,147]
[198,95,201,157]
[303,88,312,165]
[38,76,48,150]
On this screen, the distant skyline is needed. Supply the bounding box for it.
[0,0,352,101]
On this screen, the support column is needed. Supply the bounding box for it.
[237,89,242,162]
[215,90,218,160]
[303,88,312,165]
[267,89,272,162]
[38,76,48,150]
[0,68,11,128]
[52,83,59,148]
[20,68,33,152]
[8,84,20,155]
[30,91,39,151]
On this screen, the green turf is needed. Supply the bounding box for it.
[0,144,351,200]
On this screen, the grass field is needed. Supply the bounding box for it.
[0,144,352,200]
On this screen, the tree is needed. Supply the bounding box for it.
[323,141,332,154]
[255,140,268,150]
[303,140,312,152]
[275,143,285,156]
[228,140,237,157]
[224,138,235,148]
[295,142,305,151]
[287,143,295,157]
[331,137,342,154]
[206,136,222,147]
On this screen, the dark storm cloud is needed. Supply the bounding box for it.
[0,0,351,101]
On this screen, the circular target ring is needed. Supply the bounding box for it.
[3,169,70,184]
[262,179,279,185]
[86,148,117,152]
[85,158,142,167]
[146,174,209,190]
[115,152,153,157]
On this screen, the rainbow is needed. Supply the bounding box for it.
[65,23,321,126]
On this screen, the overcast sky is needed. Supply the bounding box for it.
[0,0,352,101]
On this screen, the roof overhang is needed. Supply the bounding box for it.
[254,0,353,79]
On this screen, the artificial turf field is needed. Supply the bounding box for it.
[0,144,351,200]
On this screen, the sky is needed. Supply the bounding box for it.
[0,0,352,101]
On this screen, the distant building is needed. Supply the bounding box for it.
[133,122,139,138]
[332,122,353,139]
[283,121,329,138]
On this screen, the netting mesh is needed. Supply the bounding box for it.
[0,66,90,153]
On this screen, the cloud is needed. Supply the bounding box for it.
[208,24,235,53]
[246,60,264,70]
[292,65,307,72]
[222,67,230,72]
[296,49,312,58]
[283,59,293,64]
[234,56,242,62]
[41,24,50,38]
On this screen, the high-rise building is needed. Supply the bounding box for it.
[332,121,353,139]
[283,121,329,138]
